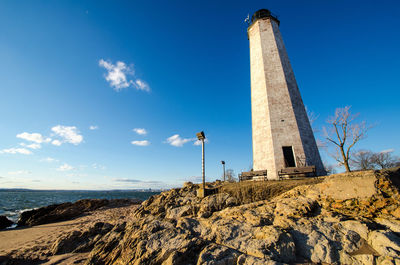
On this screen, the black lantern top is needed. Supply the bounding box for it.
[250,9,280,26]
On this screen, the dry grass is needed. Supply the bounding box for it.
[219,178,323,204]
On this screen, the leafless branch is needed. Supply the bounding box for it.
[323,106,371,172]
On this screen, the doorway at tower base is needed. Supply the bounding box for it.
[239,166,317,181]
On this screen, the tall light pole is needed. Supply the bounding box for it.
[196,131,206,193]
[221,161,225,181]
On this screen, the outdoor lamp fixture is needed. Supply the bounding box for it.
[221,161,226,182]
[196,131,205,141]
[196,131,206,191]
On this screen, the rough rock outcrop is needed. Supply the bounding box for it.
[50,222,115,255]
[85,168,400,265]
[0,216,14,229]
[2,168,400,264]
[17,198,141,227]
[1,202,138,264]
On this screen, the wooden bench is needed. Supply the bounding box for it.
[239,170,268,181]
[278,166,316,179]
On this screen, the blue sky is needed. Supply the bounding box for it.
[0,0,399,190]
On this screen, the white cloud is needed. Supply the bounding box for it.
[187,176,203,183]
[99,59,133,91]
[41,157,58,163]
[57,163,74,171]
[134,79,150,92]
[26,143,41,149]
[66,173,87,177]
[131,140,150,146]
[99,59,150,92]
[113,178,163,185]
[380,149,394,154]
[16,132,50,144]
[19,142,41,149]
[133,128,147,135]
[166,134,194,147]
[92,163,106,170]
[89,125,99,130]
[8,170,31,175]
[51,125,83,145]
[0,148,32,155]
[51,139,62,146]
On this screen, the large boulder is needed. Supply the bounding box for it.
[368,230,400,258]
[50,222,114,254]
[195,243,240,265]
[290,219,363,264]
[0,215,14,229]
[197,193,237,218]
[17,198,141,227]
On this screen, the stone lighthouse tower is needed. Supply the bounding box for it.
[248,9,325,179]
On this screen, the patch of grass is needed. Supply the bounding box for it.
[219,178,323,204]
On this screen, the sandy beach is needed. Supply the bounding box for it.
[0,204,139,264]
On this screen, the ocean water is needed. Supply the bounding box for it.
[0,190,160,223]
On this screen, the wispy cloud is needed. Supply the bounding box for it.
[134,79,150,92]
[8,170,31,175]
[113,178,163,185]
[51,125,83,145]
[51,140,62,146]
[66,173,87,177]
[27,143,41,149]
[99,59,150,92]
[113,178,142,183]
[41,157,58,163]
[111,178,172,189]
[131,140,150,146]
[20,143,41,149]
[193,139,209,146]
[380,149,394,153]
[57,163,74,171]
[89,125,99,130]
[0,148,32,155]
[186,176,203,183]
[16,132,51,144]
[133,128,147,135]
[166,134,194,147]
[92,163,106,170]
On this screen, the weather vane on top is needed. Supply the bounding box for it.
[244,14,250,25]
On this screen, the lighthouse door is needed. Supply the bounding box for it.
[282,146,296,167]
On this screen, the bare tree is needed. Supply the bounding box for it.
[371,150,399,169]
[350,150,375,170]
[306,106,319,133]
[323,106,371,172]
[225,169,237,182]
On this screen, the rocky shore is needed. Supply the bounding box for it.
[1,168,400,264]
[17,198,141,227]
[0,199,142,264]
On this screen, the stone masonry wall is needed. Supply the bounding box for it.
[248,17,325,178]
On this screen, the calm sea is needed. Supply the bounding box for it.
[0,190,160,222]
